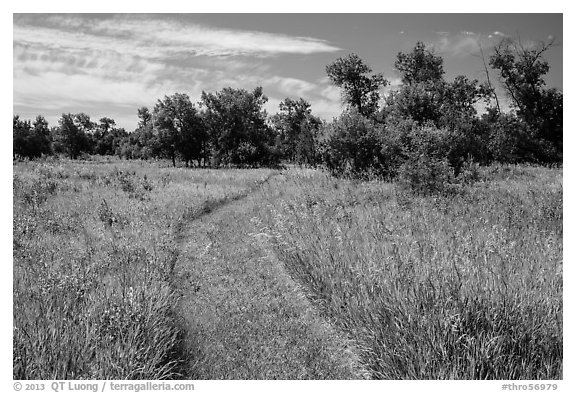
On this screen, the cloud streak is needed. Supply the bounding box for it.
[14,14,341,58]
[14,14,344,129]
[430,30,509,57]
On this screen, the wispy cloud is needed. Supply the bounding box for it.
[14,14,341,58]
[14,14,343,129]
[430,30,509,57]
[432,32,482,57]
[263,76,318,98]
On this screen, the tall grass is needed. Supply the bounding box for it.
[14,158,561,379]
[255,165,562,379]
[13,158,274,379]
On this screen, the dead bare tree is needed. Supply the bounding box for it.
[476,41,501,114]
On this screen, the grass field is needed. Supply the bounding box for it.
[13,158,562,380]
[13,157,275,379]
[254,165,563,379]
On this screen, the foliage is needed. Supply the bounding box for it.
[384,81,444,125]
[270,98,322,165]
[122,107,161,160]
[395,125,457,195]
[92,118,129,156]
[52,113,91,159]
[137,107,152,128]
[201,86,278,167]
[153,93,207,167]
[326,53,388,117]
[383,44,492,179]
[394,41,445,86]
[13,115,52,159]
[321,109,388,178]
[490,38,562,162]
[13,37,562,171]
[481,110,557,164]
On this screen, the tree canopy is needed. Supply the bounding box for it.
[490,38,562,158]
[201,86,276,166]
[13,37,562,173]
[326,54,388,117]
[153,93,206,167]
[270,98,322,165]
[394,41,445,86]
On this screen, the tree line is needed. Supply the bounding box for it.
[14,86,321,168]
[14,38,562,185]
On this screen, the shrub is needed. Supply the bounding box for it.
[486,113,536,163]
[458,157,482,185]
[395,124,458,195]
[398,154,455,196]
[321,109,387,178]
[235,142,259,167]
[482,111,560,165]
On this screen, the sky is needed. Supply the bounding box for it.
[13,13,563,131]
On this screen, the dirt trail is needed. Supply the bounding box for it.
[172,173,368,379]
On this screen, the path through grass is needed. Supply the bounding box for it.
[13,158,275,379]
[14,159,561,380]
[174,174,368,379]
[252,165,562,379]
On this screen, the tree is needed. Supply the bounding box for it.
[321,109,388,178]
[13,114,52,159]
[93,117,116,155]
[153,93,206,167]
[481,110,542,163]
[294,115,322,166]
[385,42,492,173]
[53,113,90,159]
[476,42,501,114]
[137,107,152,128]
[30,115,52,157]
[270,98,321,165]
[326,54,388,117]
[129,107,159,160]
[394,41,445,86]
[201,86,276,166]
[490,38,562,160]
[13,115,32,159]
[73,113,96,134]
[98,117,116,133]
[384,43,447,126]
[384,82,444,126]
[71,113,96,154]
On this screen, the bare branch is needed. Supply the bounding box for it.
[477,40,501,114]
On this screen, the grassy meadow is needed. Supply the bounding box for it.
[13,157,274,379]
[253,165,563,379]
[13,157,562,380]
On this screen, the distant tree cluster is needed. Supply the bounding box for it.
[320,39,562,192]
[14,37,562,187]
[13,115,52,159]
